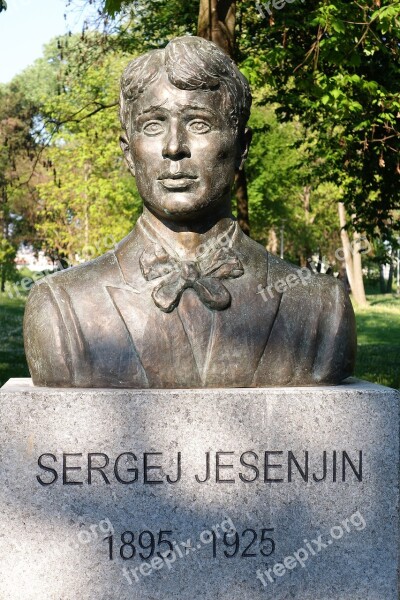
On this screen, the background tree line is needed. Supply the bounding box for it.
[0,0,399,303]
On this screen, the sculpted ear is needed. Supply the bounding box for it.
[120,135,136,176]
[236,127,252,171]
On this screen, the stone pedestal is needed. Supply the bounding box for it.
[0,378,398,599]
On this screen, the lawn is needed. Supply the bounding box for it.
[353,294,400,390]
[0,291,399,389]
[0,293,29,386]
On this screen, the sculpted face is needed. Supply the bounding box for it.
[122,71,250,223]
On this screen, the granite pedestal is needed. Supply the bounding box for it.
[0,378,398,599]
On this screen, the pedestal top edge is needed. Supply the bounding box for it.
[1,376,399,395]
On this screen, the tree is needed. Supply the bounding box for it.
[4,0,398,301]
[236,0,399,303]
[197,0,236,55]
[247,104,343,266]
[66,2,399,233]
[0,238,16,293]
[243,0,400,236]
[0,76,49,289]
[337,202,368,306]
[34,43,142,262]
[0,35,142,267]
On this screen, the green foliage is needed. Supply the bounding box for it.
[247,104,341,263]
[35,46,142,260]
[0,238,17,291]
[247,105,303,234]
[0,33,143,264]
[240,0,400,236]
[104,0,123,16]
[70,0,198,56]
[0,77,45,253]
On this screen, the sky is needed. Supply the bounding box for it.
[0,0,93,83]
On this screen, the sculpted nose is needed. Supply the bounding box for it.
[162,124,191,160]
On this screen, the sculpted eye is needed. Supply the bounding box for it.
[188,120,211,134]
[143,121,165,135]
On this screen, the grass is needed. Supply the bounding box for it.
[0,289,399,389]
[353,294,400,390]
[0,293,29,386]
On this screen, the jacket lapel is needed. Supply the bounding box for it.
[201,229,283,387]
[109,225,202,387]
[176,288,216,385]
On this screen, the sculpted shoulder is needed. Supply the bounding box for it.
[238,234,349,305]
[253,252,356,385]
[34,249,122,291]
[236,233,353,325]
[23,249,125,386]
[266,253,348,302]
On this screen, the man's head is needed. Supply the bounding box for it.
[119,36,252,223]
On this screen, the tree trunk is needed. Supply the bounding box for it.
[379,261,393,294]
[197,0,251,235]
[235,168,250,236]
[83,162,91,260]
[387,262,394,293]
[379,264,387,294]
[1,267,5,293]
[338,202,355,289]
[267,227,278,254]
[197,0,236,56]
[337,202,367,306]
[303,184,311,223]
[352,230,368,305]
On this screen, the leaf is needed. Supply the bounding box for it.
[331,19,346,34]
[104,0,124,17]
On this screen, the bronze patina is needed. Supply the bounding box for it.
[23,36,356,388]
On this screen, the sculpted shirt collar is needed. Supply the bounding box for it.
[136,215,244,313]
[136,213,240,261]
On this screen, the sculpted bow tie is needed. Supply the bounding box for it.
[140,243,244,313]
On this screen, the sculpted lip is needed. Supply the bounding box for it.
[158,172,197,180]
[158,172,198,190]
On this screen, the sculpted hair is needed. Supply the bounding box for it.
[120,35,252,138]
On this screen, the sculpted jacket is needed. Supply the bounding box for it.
[23,218,356,388]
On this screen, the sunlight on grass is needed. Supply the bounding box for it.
[353,294,400,390]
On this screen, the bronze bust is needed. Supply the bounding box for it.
[23,36,356,388]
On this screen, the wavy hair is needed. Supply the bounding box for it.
[120,36,252,139]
